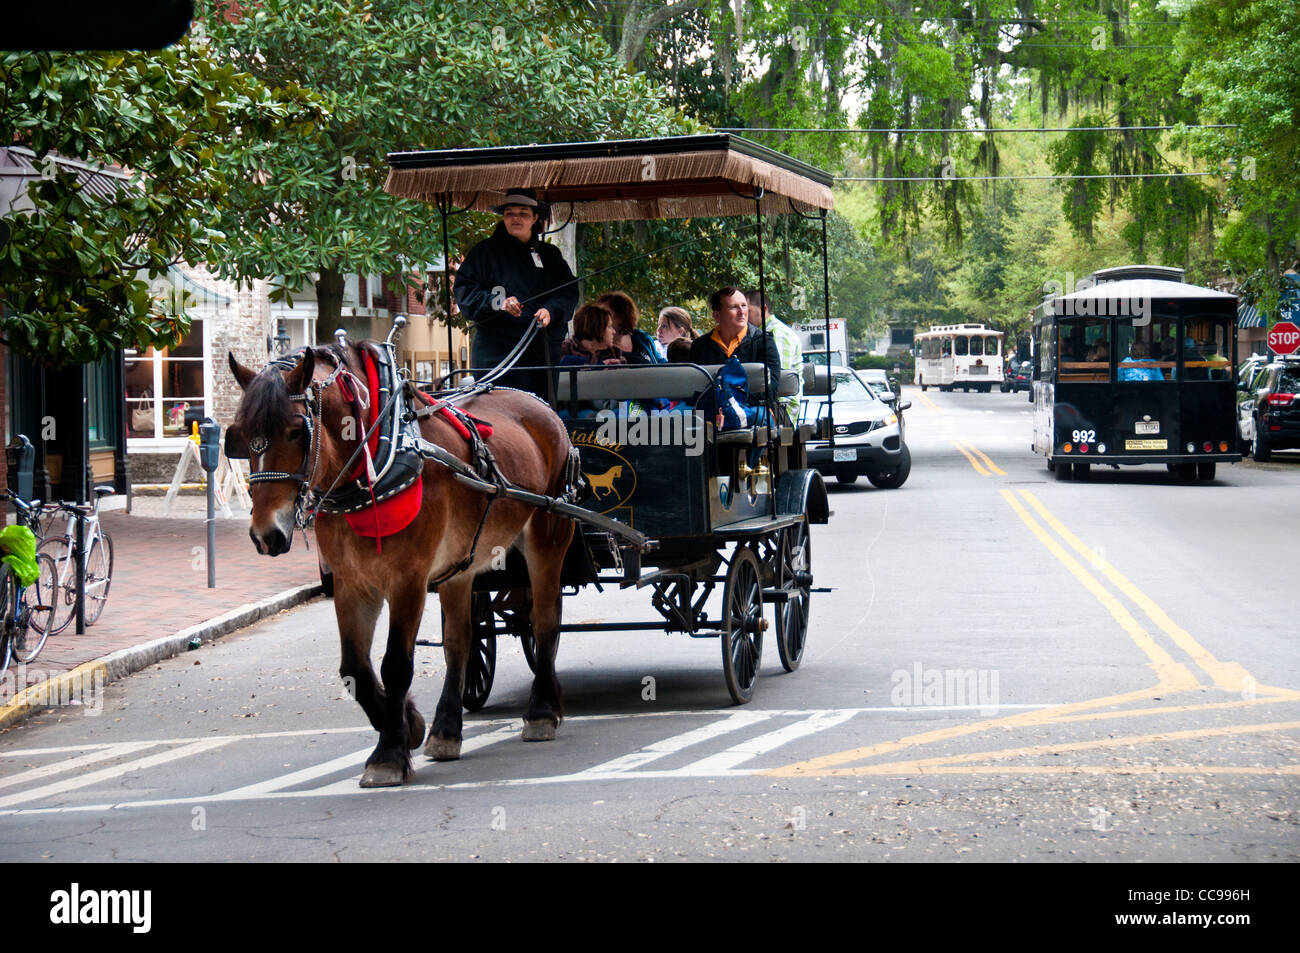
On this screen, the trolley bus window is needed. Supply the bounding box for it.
[941,337,952,358]
[985,336,1000,357]
[954,336,968,357]
[1058,317,1110,381]
[1183,315,1233,381]
[969,336,983,356]
[1037,323,1053,377]
[1116,316,1177,382]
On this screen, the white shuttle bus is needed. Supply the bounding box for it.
[914,323,1005,392]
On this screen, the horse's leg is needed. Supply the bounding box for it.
[424,574,473,761]
[519,511,573,741]
[335,585,386,731]
[359,574,427,788]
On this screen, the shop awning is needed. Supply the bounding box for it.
[1238,302,1264,328]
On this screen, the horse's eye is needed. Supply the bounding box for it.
[285,427,303,442]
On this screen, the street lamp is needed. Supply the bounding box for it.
[274,320,291,355]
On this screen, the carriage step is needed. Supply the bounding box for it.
[762,588,792,603]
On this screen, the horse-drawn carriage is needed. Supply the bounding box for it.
[229,135,842,786]
[383,134,837,707]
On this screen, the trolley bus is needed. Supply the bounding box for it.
[914,323,1004,392]
[1031,265,1241,481]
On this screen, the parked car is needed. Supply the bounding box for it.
[1001,361,1032,393]
[1237,359,1300,461]
[800,367,912,488]
[857,368,903,411]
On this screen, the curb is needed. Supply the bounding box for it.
[0,582,324,732]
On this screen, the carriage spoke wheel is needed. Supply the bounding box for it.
[461,591,497,712]
[775,522,811,673]
[721,546,764,704]
[495,589,537,673]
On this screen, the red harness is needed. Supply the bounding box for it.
[342,351,492,547]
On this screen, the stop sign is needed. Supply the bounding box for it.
[1270,321,1300,355]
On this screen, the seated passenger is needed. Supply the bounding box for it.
[1118,341,1164,381]
[656,306,697,349]
[666,338,693,363]
[597,291,665,365]
[689,286,782,424]
[560,303,625,366]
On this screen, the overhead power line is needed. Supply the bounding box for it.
[722,125,1238,134]
[837,171,1220,182]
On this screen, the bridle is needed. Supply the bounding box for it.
[245,353,372,530]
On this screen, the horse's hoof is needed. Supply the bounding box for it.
[406,709,426,751]
[521,719,557,742]
[359,763,406,788]
[424,735,462,761]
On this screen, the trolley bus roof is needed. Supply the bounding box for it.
[1050,278,1237,308]
[383,134,834,222]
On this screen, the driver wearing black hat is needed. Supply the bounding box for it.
[453,188,578,398]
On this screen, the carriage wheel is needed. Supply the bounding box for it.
[461,591,497,712]
[775,521,811,673]
[721,546,764,704]
[492,589,537,673]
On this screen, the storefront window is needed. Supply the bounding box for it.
[125,317,205,440]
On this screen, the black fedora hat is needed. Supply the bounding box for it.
[491,188,549,216]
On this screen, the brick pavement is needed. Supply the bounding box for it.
[5,503,319,692]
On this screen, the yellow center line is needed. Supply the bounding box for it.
[960,441,1006,475]
[805,720,1300,777]
[1017,490,1291,697]
[1000,490,1200,689]
[950,440,989,476]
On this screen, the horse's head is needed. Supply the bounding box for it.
[227,347,364,556]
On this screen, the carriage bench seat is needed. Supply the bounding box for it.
[715,426,772,445]
[555,363,799,405]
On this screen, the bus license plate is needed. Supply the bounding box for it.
[1125,439,1167,450]
[833,448,856,462]
[1135,420,1160,434]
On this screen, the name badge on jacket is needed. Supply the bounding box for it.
[531,251,544,268]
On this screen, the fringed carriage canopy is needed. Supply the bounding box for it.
[384,134,834,222]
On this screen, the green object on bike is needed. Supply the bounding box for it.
[0,525,39,587]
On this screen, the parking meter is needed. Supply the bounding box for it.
[6,434,34,501]
[198,419,221,472]
[197,419,220,588]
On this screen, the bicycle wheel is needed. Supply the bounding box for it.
[36,536,75,635]
[84,531,114,625]
[13,553,57,663]
[0,569,12,675]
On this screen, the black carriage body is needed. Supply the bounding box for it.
[1031,272,1241,468]
[567,415,712,540]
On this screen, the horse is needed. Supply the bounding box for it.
[227,343,575,787]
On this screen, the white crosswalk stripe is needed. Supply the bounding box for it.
[0,704,1063,815]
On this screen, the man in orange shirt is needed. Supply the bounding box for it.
[688,286,782,404]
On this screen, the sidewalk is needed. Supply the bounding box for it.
[1,494,322,727]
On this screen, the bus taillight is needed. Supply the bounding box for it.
[1063,442,1073,453]
[1203,442,1212,453]
[1219,441,1229,452]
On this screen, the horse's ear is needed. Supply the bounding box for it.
[228,352,257,390]
[285,347,316,394]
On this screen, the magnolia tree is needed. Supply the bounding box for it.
[0,39,318,367]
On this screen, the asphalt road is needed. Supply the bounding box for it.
[2,387,1297,862]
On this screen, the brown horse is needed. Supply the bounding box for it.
[227,344,574,787]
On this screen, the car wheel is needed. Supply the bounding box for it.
[1251,422,1271,462]
[835,473,859,485]
[867,445,911,489]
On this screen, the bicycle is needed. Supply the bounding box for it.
[0,490,58,674]
[35,485,115,635]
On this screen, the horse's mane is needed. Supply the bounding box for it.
[234,345,350,438]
